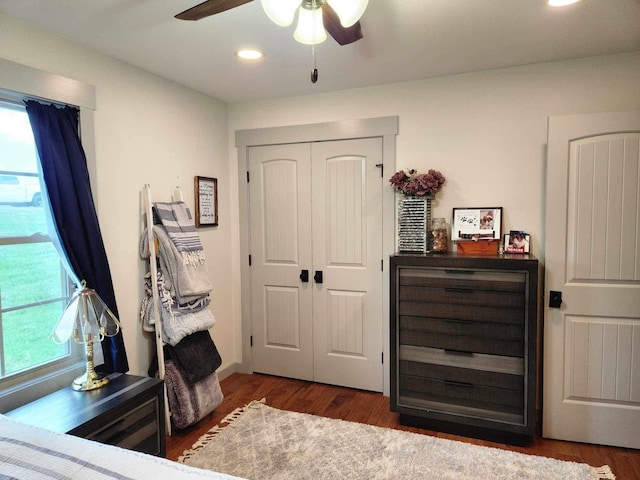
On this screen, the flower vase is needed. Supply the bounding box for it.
[397,195,432,253]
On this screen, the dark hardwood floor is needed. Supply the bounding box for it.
[166,373,639,478]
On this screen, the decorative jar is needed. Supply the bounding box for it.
[430,217,448,253]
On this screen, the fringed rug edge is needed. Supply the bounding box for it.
[591,465,616,480]
[177,398,267,464]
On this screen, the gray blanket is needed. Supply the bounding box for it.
[140,225,212,304]
[164,359,224,429]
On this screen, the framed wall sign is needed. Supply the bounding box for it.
[452,207,502,241]
[194,176,218,227]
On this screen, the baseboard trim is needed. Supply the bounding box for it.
[217,362,242,382]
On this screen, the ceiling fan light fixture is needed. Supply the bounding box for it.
[237,49,264,60]
[546,0,582,6]
[261,0,302,26]
[293,6,327,45]
[327,0,368,28]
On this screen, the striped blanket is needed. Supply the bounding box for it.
[0,414,244,480]
[153,202,205,265]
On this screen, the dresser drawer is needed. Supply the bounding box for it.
[399,316,524,357]
[399,285,525,309]
[399,299,524,325]
[400,268,526,293]
[399,344,524,376]
[400,361,523,391]
[399,368,523,415]
[86,397,161,455]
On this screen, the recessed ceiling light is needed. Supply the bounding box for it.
[547,0,582,6]
[237,49,264,60]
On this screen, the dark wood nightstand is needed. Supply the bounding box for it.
[6,373,166,457]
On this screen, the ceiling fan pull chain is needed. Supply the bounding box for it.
[311,43,319,83]
[310,0,319,83]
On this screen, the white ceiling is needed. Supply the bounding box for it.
[1,0,639,103]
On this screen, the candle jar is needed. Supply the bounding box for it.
[430,217,448,253]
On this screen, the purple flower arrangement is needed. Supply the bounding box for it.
[389,169,446,196]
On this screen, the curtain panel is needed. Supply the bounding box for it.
[25,100,128,373]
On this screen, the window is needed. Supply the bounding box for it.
[0,100,78,404]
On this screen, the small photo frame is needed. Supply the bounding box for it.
[452,207,502,241]
[504,230,530,254]
[194,176,218,227]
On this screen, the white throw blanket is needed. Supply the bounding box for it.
[140,272,215,346]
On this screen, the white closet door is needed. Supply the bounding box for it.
[544,110,640,448]
[249,143,314,381]
[248,138,384,392]
[311,138,384,392]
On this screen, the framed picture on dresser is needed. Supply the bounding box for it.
[504,231,530,253]
[452,207,502,241]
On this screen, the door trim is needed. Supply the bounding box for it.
[236,116,398,396]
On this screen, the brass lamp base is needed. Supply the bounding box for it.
[72,336,109,391]
[71,370,110,391]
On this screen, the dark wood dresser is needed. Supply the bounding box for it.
[390,253,540,444]
[6,373,166,457]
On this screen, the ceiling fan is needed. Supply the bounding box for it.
[175,0,364,46]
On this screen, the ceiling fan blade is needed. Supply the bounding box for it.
[175,0,254,21]
[322,3,363,46]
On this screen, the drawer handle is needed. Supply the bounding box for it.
[443,380,474,388]
[444,349,474,357]
[444,270,475,275]
[444,288,473,294]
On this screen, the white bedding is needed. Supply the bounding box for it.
[0,414,245,480]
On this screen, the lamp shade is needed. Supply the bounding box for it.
[294,6,327,44]
[51,283,120,345]
[261,0,302,26]
[51,282,121,391]
[327,0,369,27]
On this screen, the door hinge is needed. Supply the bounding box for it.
[381,352,384,364]
[247,171,250,183]
[250,335,253,347]
[381,259,384,271]
[375,163,384,177]
[249,254,252,266]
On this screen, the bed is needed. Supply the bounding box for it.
[0,413,245,480]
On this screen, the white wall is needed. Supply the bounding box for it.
[0,14,234,378]
[229,51,640,261]
[228,52,640,372]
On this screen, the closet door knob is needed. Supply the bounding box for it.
[314,271,323,284]
[300,269,309,283]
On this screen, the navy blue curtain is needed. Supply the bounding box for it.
[25,100,128,373]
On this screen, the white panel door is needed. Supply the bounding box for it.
[544,110,640,448]
[249,138,384,392]
[311,138,384,392]
[249,143,314,381]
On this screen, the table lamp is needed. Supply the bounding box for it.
[51,281,121,391]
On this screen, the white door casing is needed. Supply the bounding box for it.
[236,117,398,396]
[543,110,640,448]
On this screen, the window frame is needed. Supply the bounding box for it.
[0,59,97,412]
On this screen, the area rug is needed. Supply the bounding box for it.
[179,399,614,480]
